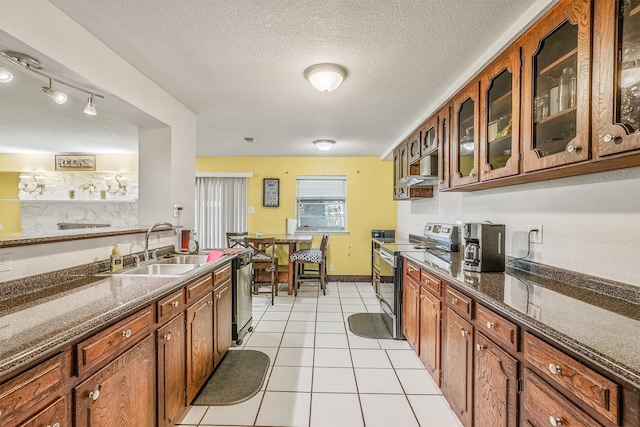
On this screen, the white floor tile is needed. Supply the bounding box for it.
[261,311,291,321]
[350,349,392,368]
[340,304,367,313]
[310,393,363,427]
[291,303,317,312]
[360,394,419,427]
[199,392,263,426]
[396,369,441,394]
[347,335,381,349]
[386,349,425,369]
[255,391,311,427]
[407,394,463,427]
[281,332,315,348]
[267,366,313,392]
[314,348,353,367]
[314,333,349,348]
[314,321,345,334]
[285,321,316,333]
[378,339,412,350]
[254,320,287,333]
[289,311,317,321]
[339,297,363,304]
[266,304,294,312]
[354,368,404,394]
[316,304,342,313]
[316,312,344,322]
[245,332,283,347]
[274,347,315,367]
[365,304,383,313]
[177,405,207,425]
[312,367,358,393]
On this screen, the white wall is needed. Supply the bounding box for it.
[398,166,640,286]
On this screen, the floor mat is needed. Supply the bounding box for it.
[347,313,393,339]
[193,350,270,406]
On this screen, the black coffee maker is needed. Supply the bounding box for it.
[463,223,506,272]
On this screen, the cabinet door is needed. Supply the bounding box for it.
[479,45,521,181]
[442,307,473,427]
[394,140,409,199]
[186,292,214,403]
[74,335,155,427]
[157,313,186,427]
[421,116,438,156]
[593,0,640,157]
[213,280,232,367]
[408,130,422,164]
[402,276,420,351]
[419,287,441,387]
[438,102,451,189]
[474,332,518,427]
[452,81,480,187]
[18,396,67,427]
[522,0,591,172]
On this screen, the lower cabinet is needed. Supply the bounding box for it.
[74,335,155,427]
[402,276,420,351]
[213,279,232,367]
[17,396,67,427]
[442,306,474,427]
[157,313,186,427]
[474,332,518,427]
[418,286,441,386]
[186,292,214,403]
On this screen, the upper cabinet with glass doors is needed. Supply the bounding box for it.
[437,102,451,189]
[451,81,480,187]
[521,0,591,172]
[593,0,640,157]
[478,46,521,180]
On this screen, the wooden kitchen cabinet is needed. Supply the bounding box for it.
[408,129,422,165]
[393,140,408,199]
[157,313,186,427]
[592,0,640,158]
[421,116,438,157]
[186,292,214,403]
[74,334,155,427]
[451,80,480,187]
[442,306,474,427]
[402,272,420,351]
[521,0,591,172]
[213,269,232,367]
[18,396,67,427]
[437,102,452,189]
[419,285,441,386]
[478,45,521,181]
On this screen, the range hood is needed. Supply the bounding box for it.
[400,155,439,186]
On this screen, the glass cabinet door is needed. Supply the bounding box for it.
[438,103,451,189]
[421,117,437,156]
[593,0,640,156]
[452,82,480,187]
[408,130,422,165]
[479,46,521,181]
[522,0,591,172]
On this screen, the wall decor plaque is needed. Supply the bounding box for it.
[55,154,96,171]
[263,178,279,207]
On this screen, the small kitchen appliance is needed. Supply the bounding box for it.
[463,223,505,272]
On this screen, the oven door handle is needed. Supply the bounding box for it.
[378,249,395,267]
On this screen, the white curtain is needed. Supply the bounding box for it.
[195,177,247,249]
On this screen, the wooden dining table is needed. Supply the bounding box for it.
[242,233,313,295]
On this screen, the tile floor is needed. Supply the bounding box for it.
[177,281,463,427]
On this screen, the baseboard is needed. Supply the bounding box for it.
[327,275,372,283]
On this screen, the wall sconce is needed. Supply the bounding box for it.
[105,175,128,195]
[18,174,45,194]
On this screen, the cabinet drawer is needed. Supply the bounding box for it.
[420,270,441,296]
[157,289,185,324]
[475,304,518,352]
[524,333,619,424]
[524,369,602,427]
[444,286,473,320]
[18,395,66,427]
[76,307,154,375]
[213,263,232,285]
[185,274,213,305]
[405,260,420,282]
[0,353,68,427]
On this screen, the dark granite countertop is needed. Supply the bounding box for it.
[401,250,640,389]
[0,226,149,248]
[0,255,232,378]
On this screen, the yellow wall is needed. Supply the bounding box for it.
[0,172,22,237]
[196,157,396,276]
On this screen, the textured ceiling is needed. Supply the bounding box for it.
[3,0,544,157]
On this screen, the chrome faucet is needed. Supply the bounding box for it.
[144,222,177,261]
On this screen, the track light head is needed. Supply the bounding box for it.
[0,66,13,83]
[84,94,97,115]
[42,79,67,104]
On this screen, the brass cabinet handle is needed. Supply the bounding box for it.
[164,333,171,341]
[476,344,485,352]
[171,301,180,307]
[549,415,563,426]
[548,364,561,375]
[460,329,469,337]
[121,329,132,338]
[89,389,100,401]
[486,322,495,329]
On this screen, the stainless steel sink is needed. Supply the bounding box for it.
[159,255,209,265]
[121,263,200,276]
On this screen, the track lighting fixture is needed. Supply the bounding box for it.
[0,50,104,114]
[42,78,67,104]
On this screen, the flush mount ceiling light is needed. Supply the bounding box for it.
[304,63,347,93]
[0,66,13,83]
[0,50,104,114]
[313,139,336,151]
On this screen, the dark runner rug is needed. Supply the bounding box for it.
[193,350,270,406]
[348,313,393,339]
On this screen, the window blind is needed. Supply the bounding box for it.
[296,176,347,200]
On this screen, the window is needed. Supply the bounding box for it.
[296,176,346,232]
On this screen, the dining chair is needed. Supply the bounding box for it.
[290,234,329,296]
[226,231,248,248]
[244,237,278,305]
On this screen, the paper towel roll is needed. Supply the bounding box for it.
[286,218,297,235]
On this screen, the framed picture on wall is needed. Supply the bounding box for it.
[263,178,279,207]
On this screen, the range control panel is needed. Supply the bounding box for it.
[423,223,460,252]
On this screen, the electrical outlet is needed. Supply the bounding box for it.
[528,224,543,244]
[328,264,334,272]
[173,204,183,218]
[248,206,255,214]
[0,253,12,273]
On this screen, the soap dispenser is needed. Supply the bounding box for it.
[110,244,123,272]
[188,230,199,255]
